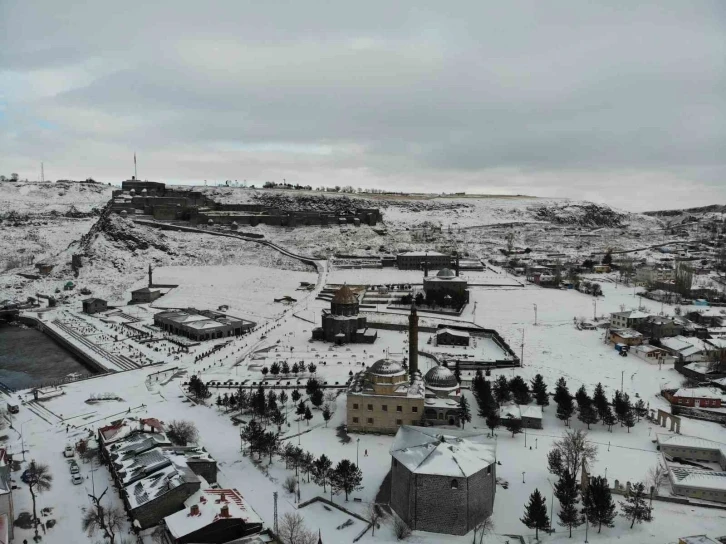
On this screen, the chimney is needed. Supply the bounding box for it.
[408,306,419,379]
[190,504,200,516]
[220,504,230,518]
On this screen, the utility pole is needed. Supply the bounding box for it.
[40,162,44,182]
[533,304,538,325]
[134,152,138,179]
[273,492,278,535]
[520,329,525,367]
[592,298,597,321]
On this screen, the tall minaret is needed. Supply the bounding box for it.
[408,305,419,379]
[148,264,153,287]
[455,252,460,277]
[423,251,429,277]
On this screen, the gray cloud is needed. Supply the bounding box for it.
[1,0,725,211]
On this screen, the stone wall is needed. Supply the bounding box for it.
[390,460,414,526]
[413,473,469,535]
[347,395,423,434]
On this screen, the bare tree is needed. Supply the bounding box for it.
[471,516,493,544]
[646,463,667,495]
[548,429,598,480]
[82,503,125,543]
[283,475,297,495]
[392,516,412,540]
[278,512,317,544]
[367,503,382,536]
[167,420,199,446]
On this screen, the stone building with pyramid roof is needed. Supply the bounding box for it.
[312,285,377,344]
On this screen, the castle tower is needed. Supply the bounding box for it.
[409,305,419,378]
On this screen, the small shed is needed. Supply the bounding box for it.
[82,298,108,315]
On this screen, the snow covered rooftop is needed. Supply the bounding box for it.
[99,417,167,446]
[499,403,542,420]
[657,434,726,454]
[126,458,200,509]
[672,387,723,399]
[164,488,263,539]
[678,536,721,544]
[390,426,496,477]
[611,328,642,339]
[661,336,711,356]
[437,327,471,338]
[670,466,726,493]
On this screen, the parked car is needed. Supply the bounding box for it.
[68,460,79,474]
[71,473,83,485]
[63,445,74,458]
[7,403,19,414]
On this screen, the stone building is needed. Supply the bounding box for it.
[423,268,470,305]
[312,285,377,344]
[397,251,452,271]
[154,309,255,342]
[422,365,462,426]
[82,297,108,314]
[389,426,496,535]
[435,328,470,347]
[131,287,162,304]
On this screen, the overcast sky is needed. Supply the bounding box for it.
[1,1,724,212]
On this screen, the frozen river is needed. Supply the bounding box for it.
[0,323,96,390]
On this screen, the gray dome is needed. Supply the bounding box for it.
[369,358,405,376]
[436,268,456,279]
[424,365,458,388]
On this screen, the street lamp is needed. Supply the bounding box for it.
[357,438,360,467]
[533,304,538,326]
[19,420,30,462]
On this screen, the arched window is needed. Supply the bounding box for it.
[451,479,459,490]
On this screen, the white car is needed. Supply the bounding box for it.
[69,460,80,474]
[63,445,74,458]
[71,473,83,485]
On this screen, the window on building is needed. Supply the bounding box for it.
[352,417,359,423]
[396,419,402,425]
[397,405,403,412]
[353,403,359,410]
[438,413,444,420]
[382,405,388,412]
[412,406,418,413]
[367,418,374,424]
[367,404,373,411]
[451,480,459,489]
[487,466,491,475]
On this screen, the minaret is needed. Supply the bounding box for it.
[455,252,460,277]
[148,264,153,287]
[408,305,419,379]
[423,251,428,277]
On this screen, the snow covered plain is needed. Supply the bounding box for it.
[3,185,726,543]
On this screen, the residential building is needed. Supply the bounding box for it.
[162,488,263,543]
[610,310,651,330]
[0,449,13,542]
[664,387,723,408]
[636,316,683,340]
[679,536,721,544]
[389,426,496,535]
[668,466,726,503]
[657,435,726,468]
[631,344,670,364]
[609,328,644,346]
[687,309,725,328]
[661,336,714,363]
[82,297,108,314]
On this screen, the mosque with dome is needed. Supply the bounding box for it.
[346,307,464,434]
[422,267,470,306]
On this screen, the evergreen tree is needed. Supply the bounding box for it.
[304,405,313,426]
[296,400,306,418]
[270,361,281,376]
[278,390,288,407]
[578,403,599,429]
[521,488,550,540]
[282,361,290,375]
[330,460,363,501]
[312,454,332,492]
[592,383,609,421]
[308,362,317,374]
[554,377,570,406]
[620,482,653,528]
[531,374,549,407]
[454,361,462,383]
[582,476,617,533]
[505,417,523,437]
[634,399,647,422]
[458,396,472,428]
[473,373,497,418]
[556,395,574,426]
[291,389,301,402]
[306,378,320,396]
[622,408,636,432]
[310,388,324,408]
[322,404,332,427]
[575,385,591,411]
[486,412,500,437]
[602,407,617,432]
[510,375,532,405]
[493,375,511,405]
[555,472,583,537]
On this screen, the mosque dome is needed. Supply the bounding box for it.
[424,365,458,389]
[369,358,405,376]
[436,268,456,279]
[332,285,358,305]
